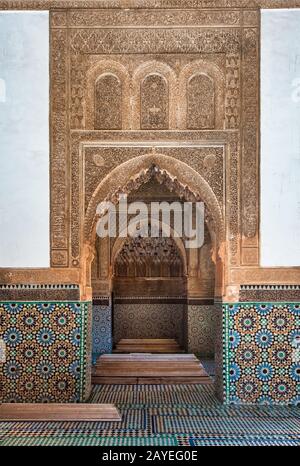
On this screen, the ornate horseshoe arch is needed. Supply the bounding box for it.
[81,153,225,299]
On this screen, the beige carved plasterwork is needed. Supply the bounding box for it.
[51,10,67,27]
[114,236,184,278]
[67,9,241,28]
[241,27,259,258]
[84,154,224,248]
[178,60,225,130]
[0,1,290,9]
[70,53,86,129]
[69,130,238,279]
[132,61,177,130]
[62,10,248,276]
[2,3,300,293]
[140,74,168,129]
[0,268,80,285]
[70,29,240,55]
[80,56,227,131]
[243,10,259,27]
[83,145,224,209]
[187,74,215,129]
[50,27,69,267]
[94,74,122,129]
[2,1,300,12]
[225,54,240,129]
[1,5,262,294]
[87,160,223,297]
[227,133,240,266]
[51,3,247,292]
[229,268,300,286]
[84,60,131,130]
[111,222,188,274]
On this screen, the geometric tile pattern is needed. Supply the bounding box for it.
[113,303,185,348]
[188,305,218,357]
[0,384,300,446]
[92,304,112,364]
[223,302,300,405]
[0,302,90,403]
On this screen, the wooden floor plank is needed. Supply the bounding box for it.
[118,339,177,343]
[114,338,183,354]
[101,353,197,360]
[92,377,213,385]
[0,403,121,422]
[93,352,212,385]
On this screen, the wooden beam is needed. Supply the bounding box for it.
[0,403,121,422]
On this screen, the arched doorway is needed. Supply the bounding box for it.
[83,153,225,391]
[112,234,187,350]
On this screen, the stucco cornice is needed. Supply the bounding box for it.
[0,0,300,11]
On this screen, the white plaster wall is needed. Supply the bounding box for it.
[0,12,49,267]
[261,10,300,266]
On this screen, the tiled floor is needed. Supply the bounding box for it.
[1,384,300,446]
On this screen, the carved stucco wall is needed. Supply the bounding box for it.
[31,6,260,404]
[1,1,300,10]
[46,6,260,303]
[82,151,226,300]
[2,4,299,292]
[1,1,300,407]
[90,178,215,299]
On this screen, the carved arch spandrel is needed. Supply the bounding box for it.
[178,60,225,130]
[85,60,130,130]
[131,61,178,129]
[84,153,224,244]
